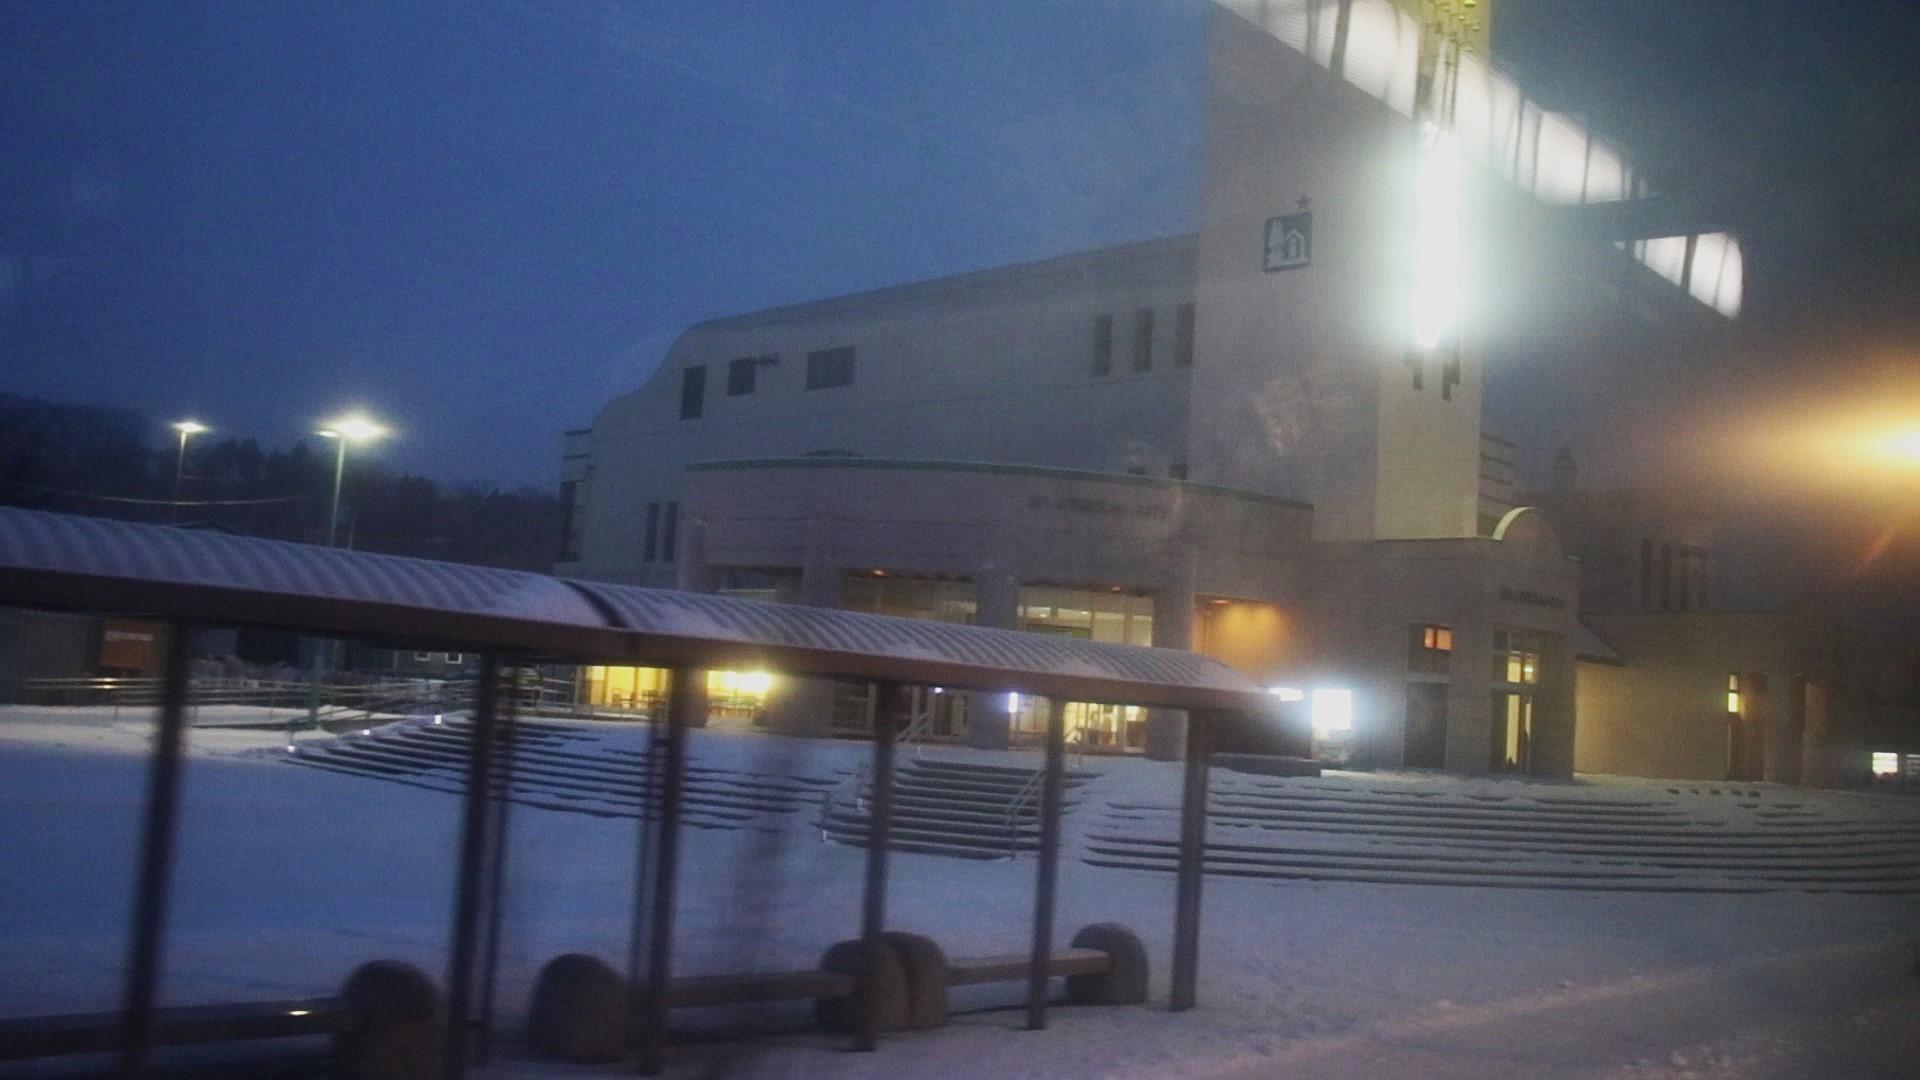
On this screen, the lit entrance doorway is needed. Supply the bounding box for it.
[1489,628,1544,773]
[1404,683,1448,768]
[1491,691,1533,772]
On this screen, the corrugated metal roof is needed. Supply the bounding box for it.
[0,506,600,626]
[0,508,1269,712]
[570,580,1259,707]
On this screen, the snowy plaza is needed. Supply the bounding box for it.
[5,706,1919,1078]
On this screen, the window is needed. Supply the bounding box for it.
[643,502,659,562]
[414,651,433,662]
[1639,539,1653,610]
[1659,543,1674,610]
[1409,623,1453,674]
[444,652,464,665]
[1174,302,1195,367]
[805,346,855,389]
[1726,673,1741,714]
[1492,629,1542,685]
[726,356,759,396]
[1093,313,1113,376]
[661,501,678,562]
[557,480,578,561]
[1132,307,1153,372]
[679,366,705,419]
[1872,752,1901,778]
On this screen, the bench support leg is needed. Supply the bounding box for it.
[1026,696,1067,1030]
[1170,709,1213,1013]
[117,622,192,1079]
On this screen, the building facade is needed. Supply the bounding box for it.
[557,1,1743,776]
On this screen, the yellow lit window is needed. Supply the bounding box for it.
[1726,674,1741,715]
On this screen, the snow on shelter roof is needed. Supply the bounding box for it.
[0,508,1269,713]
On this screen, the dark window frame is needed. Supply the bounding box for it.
[1174,302,1195,367]
[726,356,759,397]
[1093,313,1113,376]
[805,346,856,390]
[1132,307,1154,372]
[643,502,660,562]
[679,366,706,419]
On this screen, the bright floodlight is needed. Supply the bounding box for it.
[1310,688,1354,737]
[317,415,390,442]
[1877,427,1920,465]
[172,420,209,435]
[1411,123,1463,351]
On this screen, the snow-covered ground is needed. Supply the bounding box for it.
[3,706,1919,1078]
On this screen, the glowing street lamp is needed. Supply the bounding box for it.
[315,414,390,548]
[169,420,209,524]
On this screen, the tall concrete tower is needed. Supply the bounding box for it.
[1189,0,1490,541]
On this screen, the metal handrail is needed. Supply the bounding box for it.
[1002,767,1045,859]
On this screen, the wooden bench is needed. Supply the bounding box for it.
[0,996,354,1061]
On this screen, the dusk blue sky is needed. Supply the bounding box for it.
[3,1,1915,489]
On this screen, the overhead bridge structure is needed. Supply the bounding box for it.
[0,506,1271,1076]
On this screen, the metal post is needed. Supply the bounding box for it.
[1025,696,1068,1030]
[169,429,188,525]
[855,682,905,1052]
[116,622,192,1079]
[306,438,350,732]
[635,668,693,1076]
[627,714,660,998]
[442,655,500,1079]
[473,678,518,1066]
[1169,709,1212,1013]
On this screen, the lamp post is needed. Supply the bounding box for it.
[305,414,390,737]
[316,414,389,548]
[168,421,208,525]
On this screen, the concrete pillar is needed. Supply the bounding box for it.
[966,566,1020,750]
[1145,547,1198,761]
[765,518,841,738]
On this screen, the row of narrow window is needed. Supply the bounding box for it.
[1639,539,1708,613]
[680,346,856,419]
[1093,303,1194,376]
[643,500,678,563]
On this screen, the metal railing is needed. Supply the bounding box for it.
[1002,767,1045,859]
[817,691,940,835]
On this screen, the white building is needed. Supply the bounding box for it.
[556,1,1740,774]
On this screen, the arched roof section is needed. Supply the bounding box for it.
[0,508,1270,713]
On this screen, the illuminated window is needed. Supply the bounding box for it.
[1872,752,1900,778]
[1174,303,1195,367]
[1409,623,1453,674]
[804,346,855,390]
[1132,308,1154,372]
[1726,673,1740,715]
[1093,313,1113,376]
[1492,629,1543,686]
[679,365,705,419]
[444,653,463,665]
[414,651,433,662]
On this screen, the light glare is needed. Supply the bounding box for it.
[318,414,390,442]
[1412,124,1463,351]
[1310,688,1354,736]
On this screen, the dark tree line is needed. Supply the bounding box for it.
[0,393,562,572]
